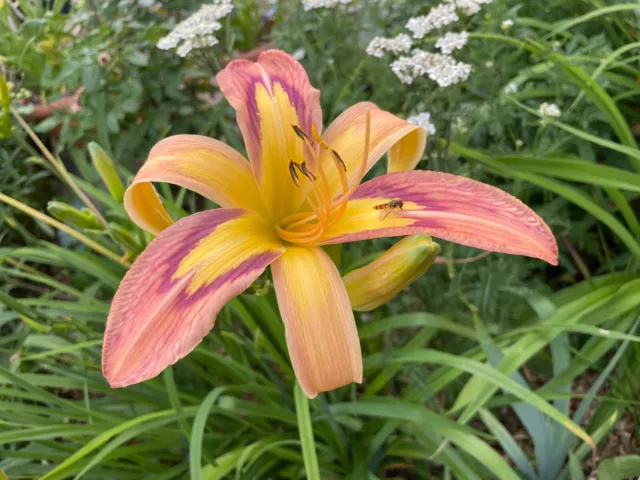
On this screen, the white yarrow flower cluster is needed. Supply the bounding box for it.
[366,34,412,58]
[504,82,518,94]
[435,31,468,55]
[156,2,233,57]
[501,19,514,30]
[407,112,436,135]
[391,49,471,86]
[447,0,493,16]
[301,0,352,11]
[538,102,561,118]
[406,4,459,39]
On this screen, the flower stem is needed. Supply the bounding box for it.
[10,106,109,227]
[0,192,130,268]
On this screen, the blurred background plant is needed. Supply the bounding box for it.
[1,0,640,479]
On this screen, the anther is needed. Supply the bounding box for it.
[311,125,329,149]
[292,125,313,144]
[331,150,347,172]
[300,162,316,181]
[289,160,300,187]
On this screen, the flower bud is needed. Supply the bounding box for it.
[343,235,440,311]
[88,142,125,202]
[47,201,103,230]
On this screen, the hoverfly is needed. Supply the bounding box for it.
[373,190,404,221]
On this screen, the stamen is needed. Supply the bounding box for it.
[298,131,332,215]
[300,162,316,181]
[329,108,372,209]
[330,149,349,200]
[289,160,300,187]
[292,125,313,144]
[311,124,329,149]
[280,113,372,245]
[292,162,325,221]
[331,150,347,171]
[358,109,371,183]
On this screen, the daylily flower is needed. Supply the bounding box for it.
[102,50,557,398]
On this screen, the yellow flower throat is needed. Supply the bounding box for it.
[275,110,371,245]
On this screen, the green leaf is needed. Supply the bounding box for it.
[478,409,536,480]
[190,388,227,480]
[294,383,320,480]
[366,349,594,450]
[333,399,520,480]
[598,455,640,480]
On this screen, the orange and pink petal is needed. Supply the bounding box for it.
[271,247,362,398]
[320,102,427,196]
[103,208,285,387]
[217,50,322,220]
[317,171,558,265]
[125,135,266,235]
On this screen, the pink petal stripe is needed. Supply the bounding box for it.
[318,171,558,265]
[102,209,284,387]
[217,49,322,179]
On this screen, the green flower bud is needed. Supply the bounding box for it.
[47,201,104,231]
[343,235,440,311]
[88,142,125,202]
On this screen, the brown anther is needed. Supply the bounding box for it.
[300,162,316,181]
[331,150,347,172]
[292,125,313,144]
[289,160,300,187]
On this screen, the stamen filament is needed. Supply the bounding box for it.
[330,150,349,196]
[282,115,371,245]
[311,124,329,149]
[300,138,332,215]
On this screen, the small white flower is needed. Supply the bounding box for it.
[390,56,417,84]
[366,34,412,58]
[515,139,524,149]
[538,102,561,118]
[501,19,514,30]
[485,60,494,68]
[448,0,493,16]
[407,112,436,135]
[538,102,561,124]
[156,2,233,57]
[292,47,306,61]
[391,49,471,87]
[504,82,518,94]
[552,40,562,51]
[453,116,468,134]
[406,4,459,39]
[301,0,352,11]
[435,31,468,55]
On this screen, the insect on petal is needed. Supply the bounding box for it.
[317,171,558,265]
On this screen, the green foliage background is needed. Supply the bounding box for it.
[1,0,639,479]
